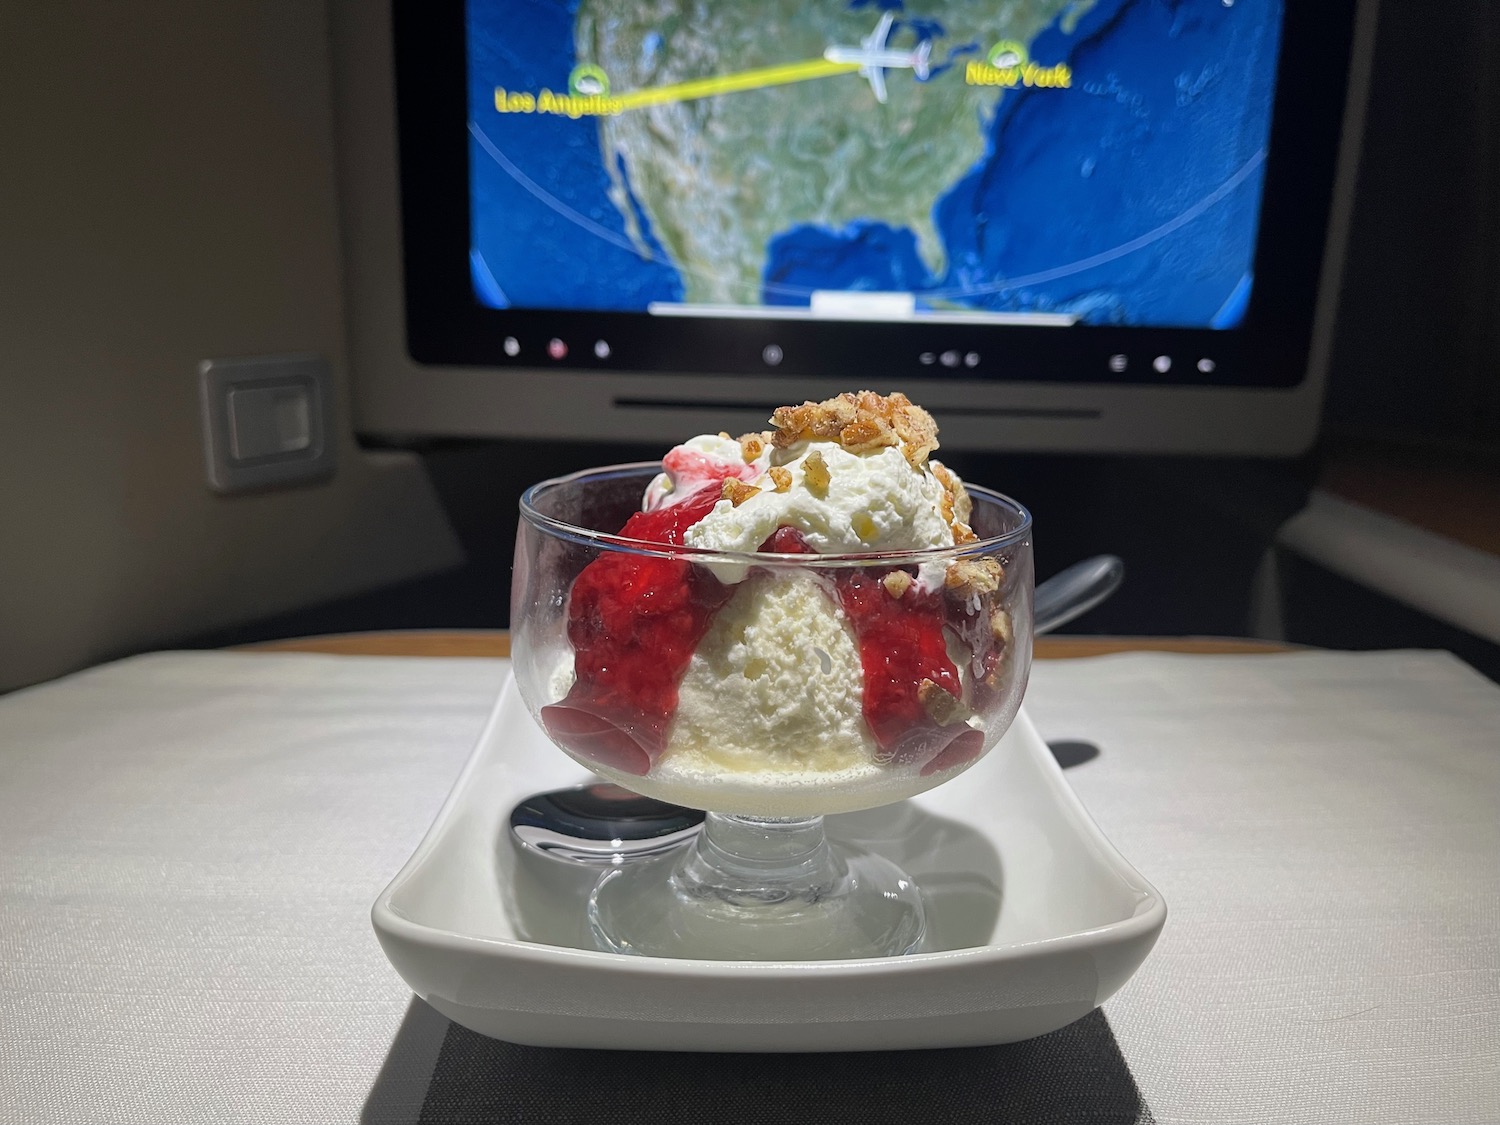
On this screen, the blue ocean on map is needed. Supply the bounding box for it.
[467,0,1282,327]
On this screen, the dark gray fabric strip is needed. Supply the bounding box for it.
[368,1008,1152,1125]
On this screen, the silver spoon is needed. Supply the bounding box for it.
[509,782,705,865]
[1033,553,1124,635]
[509,554,1123,865]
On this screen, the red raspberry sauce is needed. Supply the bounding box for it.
[764,528,984,777]
[540,486,730,775]
[661,446,757,488]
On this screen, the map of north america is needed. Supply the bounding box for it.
[578,0,1081,304]
[467,0,1282,327]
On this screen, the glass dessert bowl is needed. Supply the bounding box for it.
[510,394,1033,960]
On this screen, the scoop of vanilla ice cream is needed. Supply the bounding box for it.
[665,570,875,775]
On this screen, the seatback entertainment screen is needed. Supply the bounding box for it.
[466,0,1282,331]
[394,0,1355,391]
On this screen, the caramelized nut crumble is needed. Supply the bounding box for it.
[918,678,974,726]
[945,557,1004,598]
[738,432,769,462]
[839,416,899,453]
[930,459,973,527]
[882,570,913,599]
[720,478,761,506]
[801,450,831,496]
[769,390,939,470]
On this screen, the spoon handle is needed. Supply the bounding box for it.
[1033,555,1124,636]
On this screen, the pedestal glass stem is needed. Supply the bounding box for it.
[588,812,925,960]
[680,814,840,903]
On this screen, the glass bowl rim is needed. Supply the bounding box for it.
[518,460,1033,566]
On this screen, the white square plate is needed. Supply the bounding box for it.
[372,671,1165,1051]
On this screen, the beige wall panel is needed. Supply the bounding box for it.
[0,2,462,690]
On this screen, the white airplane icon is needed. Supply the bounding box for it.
[823,12,933,104]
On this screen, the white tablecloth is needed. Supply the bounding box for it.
[1,649,1497,1123]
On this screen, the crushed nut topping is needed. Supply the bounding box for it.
[930,459,977,544]
[801,450,830,496]
[990,607,1013,645]
[768,391,939,470]
[937,485,956,530]
[918,679,974,726]
[738,431,769,462]
[839,416,899,454]
[945,556,1004,598]
[767,465,792,493]
[720,478,761,507]
[882,570,913,599]
[769,396,856,445]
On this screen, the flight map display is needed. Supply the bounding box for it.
[466,0,1284,329]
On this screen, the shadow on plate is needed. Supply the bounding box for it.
[362,996,1154,1125]
[1048,739,1102,768]
[501,800,1004,954]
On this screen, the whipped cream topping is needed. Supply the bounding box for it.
[644,434,963,589]
[688,442,952,553]
[642,434,753,510]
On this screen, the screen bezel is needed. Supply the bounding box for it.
[393,0,1360,391]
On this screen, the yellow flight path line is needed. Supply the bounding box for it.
[611,57,861,111]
